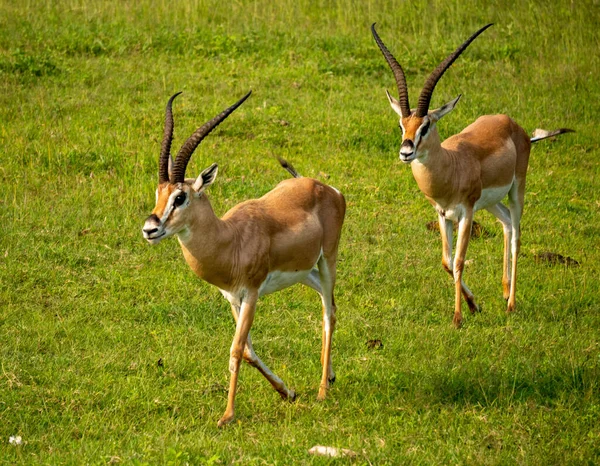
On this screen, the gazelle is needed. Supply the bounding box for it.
[142,91,346,426]
[372,23,573,328]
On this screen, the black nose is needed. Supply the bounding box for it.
[143,214,161,235]
[400,139,415,155]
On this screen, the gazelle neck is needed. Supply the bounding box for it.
[410,129,455,200]
[176,195,238,290]
[176,195,224,242]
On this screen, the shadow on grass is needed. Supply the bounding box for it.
[422,362,598,407]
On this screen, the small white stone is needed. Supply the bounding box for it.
[308,445,357,457]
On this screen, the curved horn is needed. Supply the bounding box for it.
[171,90,252,184]
[159,92,182,183]
[415,23,493,118]
[371,23,411,117]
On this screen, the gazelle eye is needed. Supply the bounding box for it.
[420,121,430,137]
[174,193,187,207]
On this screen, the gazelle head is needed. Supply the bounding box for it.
[371,23,492,163]
[142,91,251,244]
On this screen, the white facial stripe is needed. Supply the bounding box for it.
[160,188,185,224]
[415,118,430,147]
[160,205,174,225]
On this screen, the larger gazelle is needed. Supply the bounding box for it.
[372,23,573,327]
[142,91,346,426]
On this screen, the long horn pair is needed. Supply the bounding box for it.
[158,90,252,184]
[371,23,411,117]
[372,23,493,118]
[158,92,182,184]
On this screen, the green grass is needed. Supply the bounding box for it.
[1,0,599,463]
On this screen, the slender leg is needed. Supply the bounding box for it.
[452,210,474,328]
[228,303,295,402]
[218,290,258,428]
[316,256,336,400]
[438,214,478,314]
[486,203,512,300]
[506,184,524,313]
[301,268,336,385]
[302,268,335,387]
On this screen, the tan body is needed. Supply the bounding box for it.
[175,177,344,294]
[146,168,345,427]
[143,92,345,426]
[410,115,530,210]
[372,23,571,327]
[403,112,531,327]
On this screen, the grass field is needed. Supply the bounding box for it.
[1,0,599,463]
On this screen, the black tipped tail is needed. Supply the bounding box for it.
[277,157,301,178]
[530,128,575,143]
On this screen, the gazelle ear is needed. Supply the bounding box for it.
[386,90,408,118]
[429,95,461,122]
[192,163,219,192]
[168,154,174,180]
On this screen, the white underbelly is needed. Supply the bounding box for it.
[436,184,512,222]
[258,269,312,297]
[474,184,512,211]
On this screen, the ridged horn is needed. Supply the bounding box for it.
[415,23,493,118]
[171,90,252,184]
[371,23,411,117]
[159,92,182,183]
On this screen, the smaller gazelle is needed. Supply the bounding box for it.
[372,23,573,327]
[142,91,346,426]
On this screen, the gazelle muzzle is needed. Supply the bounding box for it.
[142,214,166,243]
[399,139,416,162]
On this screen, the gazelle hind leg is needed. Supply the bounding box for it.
[438,214,478,315]
[316,255,336,400]
[506,184,524,313]
[301,268,323,295]
[301,269,335,384]
[302,269,335,384]
[486,203,513,300]
[228,304,295,401]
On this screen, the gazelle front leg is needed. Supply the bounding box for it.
[218,290,258,428]
[438,213,478,316]
[228,303,296,401]
[452,210,474,328]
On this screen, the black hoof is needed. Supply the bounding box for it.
[280,390,298,403]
